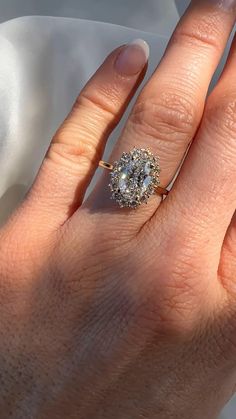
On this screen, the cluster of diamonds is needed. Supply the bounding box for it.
[109,148,160,209]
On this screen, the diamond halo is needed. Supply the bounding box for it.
[109,148,161,209]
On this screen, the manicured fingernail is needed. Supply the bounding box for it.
[115,39,149,76]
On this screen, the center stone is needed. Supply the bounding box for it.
[109,148,160,208]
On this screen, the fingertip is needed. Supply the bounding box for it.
[114,39,150,76]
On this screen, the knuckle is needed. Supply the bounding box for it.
[204,93,236,160]
[206,94,236,135]
[48,135,100,171]
[173,13,222,54]
[76,91,118,122]
[129,91,196,142]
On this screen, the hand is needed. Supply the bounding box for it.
[1,1,236,418]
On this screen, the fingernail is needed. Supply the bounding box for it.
[115,39,149,76]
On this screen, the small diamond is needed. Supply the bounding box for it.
[109,148,160,209]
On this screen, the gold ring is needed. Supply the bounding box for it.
[99,148,169,209]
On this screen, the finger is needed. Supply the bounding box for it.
[86,0,236,219]
[154,29,236,265]
[18,40,149,230]
[213,38,236,290]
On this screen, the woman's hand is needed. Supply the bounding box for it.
[1,1,236,418]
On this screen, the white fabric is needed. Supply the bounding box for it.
[0,2,234,417]
[0,0,180,34]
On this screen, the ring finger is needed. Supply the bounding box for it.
[85,0,236,221]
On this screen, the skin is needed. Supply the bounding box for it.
[1,0,236,417]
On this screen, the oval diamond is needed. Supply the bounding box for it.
[109,148,160,208]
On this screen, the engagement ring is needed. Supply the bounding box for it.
[99,148,169,209]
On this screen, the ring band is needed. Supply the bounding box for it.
[99,148,169,209]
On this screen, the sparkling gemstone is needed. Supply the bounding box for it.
[144,161,153,174]
[109,148,160,208]
[118,169,129,192]
[142,175,152,192]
